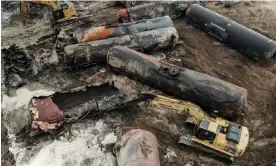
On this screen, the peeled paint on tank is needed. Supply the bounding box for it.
[115,129,160,166]
[64,27,179,66]
[74,16,173,43]
[107,46,248,118]
[185,4,276,60]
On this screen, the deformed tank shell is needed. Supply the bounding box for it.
[64,27,179,66]
[30,97,64,132]
[107,46,248,118]
[74,16,173,43]
[115,129,160,166]
[185,4,276,60]
[28,81,143,133]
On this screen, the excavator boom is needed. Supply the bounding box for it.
[143,93,208,124]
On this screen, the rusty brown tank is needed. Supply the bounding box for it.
[115,129,160,166]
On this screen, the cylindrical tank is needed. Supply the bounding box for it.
[74,16,173,43]
[185,4,276,60]
[64,27,179,66]
[115,129,160,166]
[107,46,248,118]
[118,1,200,22]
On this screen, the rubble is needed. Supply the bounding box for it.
[107,46,248,118]
[2,45,34,87]
[116,1,138,8]
[64,27,179,66]
[115,129,160,166]
[118,1,205,22]
[185,4,276,60]
[74,16,173,43]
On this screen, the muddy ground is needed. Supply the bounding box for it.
[1,1,276,166]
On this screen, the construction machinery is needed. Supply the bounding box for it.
[141,93,249,162]
[20,0,77,24]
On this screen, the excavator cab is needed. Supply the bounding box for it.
[52,1,77,23]
[194,120,217,141]
[20,0,77,25]
[190,119,249,159]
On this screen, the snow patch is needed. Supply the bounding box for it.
[101,132,118,145]
[2,88,54,134]
[10,120,117,166]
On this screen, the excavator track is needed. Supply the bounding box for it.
[178,135,234,163]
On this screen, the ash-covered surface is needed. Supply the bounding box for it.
[1,1,276,166]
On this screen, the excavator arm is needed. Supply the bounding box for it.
[31,0,60,8]
[20,0,59,24]
[141,93,209,125]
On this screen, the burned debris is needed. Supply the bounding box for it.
[107,46,247,118]
[29,81,141,134]
[185,4,276,60]
[115,1,138,8]
[2,45,33,87]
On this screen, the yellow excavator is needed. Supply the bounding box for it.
[20,0,77,25]
[141,93,249,162]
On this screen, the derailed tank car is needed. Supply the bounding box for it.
[64,27,179,66]
[107,46,248,119]
[74,16,173,43]
[118,1,204,22]
[185,4,276,60]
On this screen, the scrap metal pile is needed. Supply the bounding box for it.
[2,1,276,165]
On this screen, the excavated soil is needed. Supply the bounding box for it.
[1,1,276,166]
